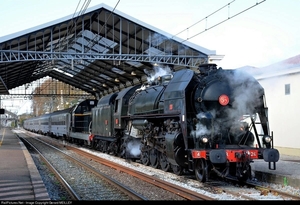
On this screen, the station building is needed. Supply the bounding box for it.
[245,55,300,157]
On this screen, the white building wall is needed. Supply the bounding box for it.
[255,69,300,156]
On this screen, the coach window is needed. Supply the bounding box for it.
[115,100,119,113]
[285,84,290,95]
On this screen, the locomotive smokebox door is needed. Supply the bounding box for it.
[209,150,227,163]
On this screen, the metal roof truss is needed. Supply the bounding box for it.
[0,5,209,97]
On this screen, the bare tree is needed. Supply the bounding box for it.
[31,78,93,116]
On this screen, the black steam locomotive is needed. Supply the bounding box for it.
[24,64,279,182]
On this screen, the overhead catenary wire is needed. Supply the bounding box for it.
[53,0,91,72]
[70,0,122,84]
[64,0,91,37]
[57,0,91,50]
[171,0,236,39]
[148,0,266,65]
[84,0,121,50]
[171,0,266,43]
[56,0,266,76]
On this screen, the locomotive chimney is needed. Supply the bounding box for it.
[198,64,217,73]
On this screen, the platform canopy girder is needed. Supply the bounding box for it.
[0,3,217,97]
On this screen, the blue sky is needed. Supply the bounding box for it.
[0,0,299,69]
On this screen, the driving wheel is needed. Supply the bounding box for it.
[195,158,207,182]
[171,164,183,175]
[149,149,159,168]
[160,153,170,171]
[140,151,150,165]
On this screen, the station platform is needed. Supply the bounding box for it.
[252,154,300,188]
[0,127,50,200]
[0,127,299,201]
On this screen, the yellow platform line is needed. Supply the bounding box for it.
[0,128,6,146]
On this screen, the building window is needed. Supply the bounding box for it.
[285,84,290,95]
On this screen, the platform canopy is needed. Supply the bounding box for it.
[0,3,218,98]
[0,76,9,95]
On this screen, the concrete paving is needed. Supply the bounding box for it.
[252,154,300,188]
[0,127,50,200]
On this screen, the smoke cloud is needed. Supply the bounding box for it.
[144,66,172,83]
[193,69,263,142]
[224,70,262,123]
[126,140,141,157]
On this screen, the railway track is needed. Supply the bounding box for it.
[17,129,300,200]
[18,133,146,200]
[21,137,79,200]
[18,130,214,200]
[246,181,300,200]
[199,176,300,200]
[67,144,300,200]
[65,145,214,200]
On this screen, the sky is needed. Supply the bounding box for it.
[0,0,299,69]
[0,0,300,115]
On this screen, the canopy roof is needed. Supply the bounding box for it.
[0,3,218,97]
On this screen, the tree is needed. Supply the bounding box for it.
[31,77,94,116]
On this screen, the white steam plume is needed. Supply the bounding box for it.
[126,140,141,157]
[225,70,262,123]
[144,66,172,83]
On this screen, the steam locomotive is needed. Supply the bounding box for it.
[23,64,279,182]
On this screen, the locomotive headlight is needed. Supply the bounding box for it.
[263,135,272,143]
[201,137,208,143]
